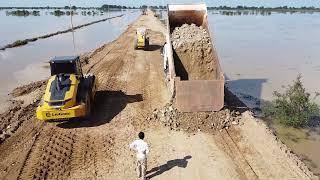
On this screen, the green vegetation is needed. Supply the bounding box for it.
[6,10,40,16]
[100,4,138,10]
[1,5,319,17]
[51,10,64,16]
[0,6,98,10]
[219,10,272,16]
[81,10,100,16]
[208,6,320,11]
[0,5,319,11]
[11,40,28,47]
[263,75,320,127]
[49,10,77,16]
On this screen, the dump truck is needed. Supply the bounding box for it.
[163,3,224,112]
[36,56,97,121]
[134,27,150,50]
[142,9,147,15]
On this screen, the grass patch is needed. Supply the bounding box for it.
[263,74,320,127]
[11,40,28,47]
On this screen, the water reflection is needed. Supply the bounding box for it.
[218,10,272,16]
[210,12,320,176]
[0,11,140,103]
[210,12,320,105]
[0,10,125,46]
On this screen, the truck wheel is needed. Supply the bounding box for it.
[85,94,92,119]
[144,38,149,51]
[134,41,138,50]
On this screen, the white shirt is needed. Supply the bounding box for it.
[163,43,168,70]
[129,139,149,160]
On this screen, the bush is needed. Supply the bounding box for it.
[11,40,28,47]
[263,75,319,127]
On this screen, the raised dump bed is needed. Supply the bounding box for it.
[164,3,224,112]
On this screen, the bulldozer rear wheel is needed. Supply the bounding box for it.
[144,37,149,51]
[85,94,92,119]
[134,41,138,50]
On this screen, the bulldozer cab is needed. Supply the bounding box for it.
[135,27,149,50]
[37,55,96,121]
[136,27,147,38]
[50,56,83,78]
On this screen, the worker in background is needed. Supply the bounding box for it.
[129,132,150,180]
[162,42,169,74]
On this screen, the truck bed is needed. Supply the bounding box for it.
[165,3,225,112]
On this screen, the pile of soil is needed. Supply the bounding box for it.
[148,103,241,133]
[11,80,46,97]
[171,23,217,80]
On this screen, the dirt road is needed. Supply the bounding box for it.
[0,12,316,180]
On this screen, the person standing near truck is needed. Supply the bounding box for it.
[162,42,169,74]
[129,132,149,180]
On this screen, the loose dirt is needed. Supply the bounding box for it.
[11,80,46,98]
[0,11,317,180]
[149,103,241,132]
[172,23,217,80]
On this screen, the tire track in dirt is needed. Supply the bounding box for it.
[101,15,173,180]
[0,111,45,180]
[19,126,76,179]
[68,134,98,179]
[1,10,315,180]
[16,126,44,179]
[214,129,258,180]
[66,22,136,179]
[18,32,134,179]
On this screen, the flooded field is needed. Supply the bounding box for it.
[209,11,320,176]
[0,9,125,46]
[0,8,319,177]
[210,11,320,105]
[0,10,140,104]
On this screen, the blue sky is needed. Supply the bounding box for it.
[0,0,319,7]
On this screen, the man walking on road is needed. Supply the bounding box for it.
[129,132,149,180]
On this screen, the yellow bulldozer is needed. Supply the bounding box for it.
[134,27,149,50]
[36,56,96,121]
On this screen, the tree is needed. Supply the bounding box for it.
[263,75,319,127]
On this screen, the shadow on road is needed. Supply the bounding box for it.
[224,75,267,111]
[173,49,188,80]
[147,155,192,179]
[57,90,143,128]
[146,44,162,51]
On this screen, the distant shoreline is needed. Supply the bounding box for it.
[0,5,320,11]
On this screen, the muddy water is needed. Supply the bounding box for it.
[209,12,320,104]
[0,10,140,104]
[274,124,320,176]
[0,10,125,46]
[209,11,320,176]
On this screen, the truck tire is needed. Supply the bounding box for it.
[85,93,92,119]
[82,74,95,119]
[134,40,138,50]
[144,38,149,51]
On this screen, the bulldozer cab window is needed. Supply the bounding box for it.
[50,62,76,75]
